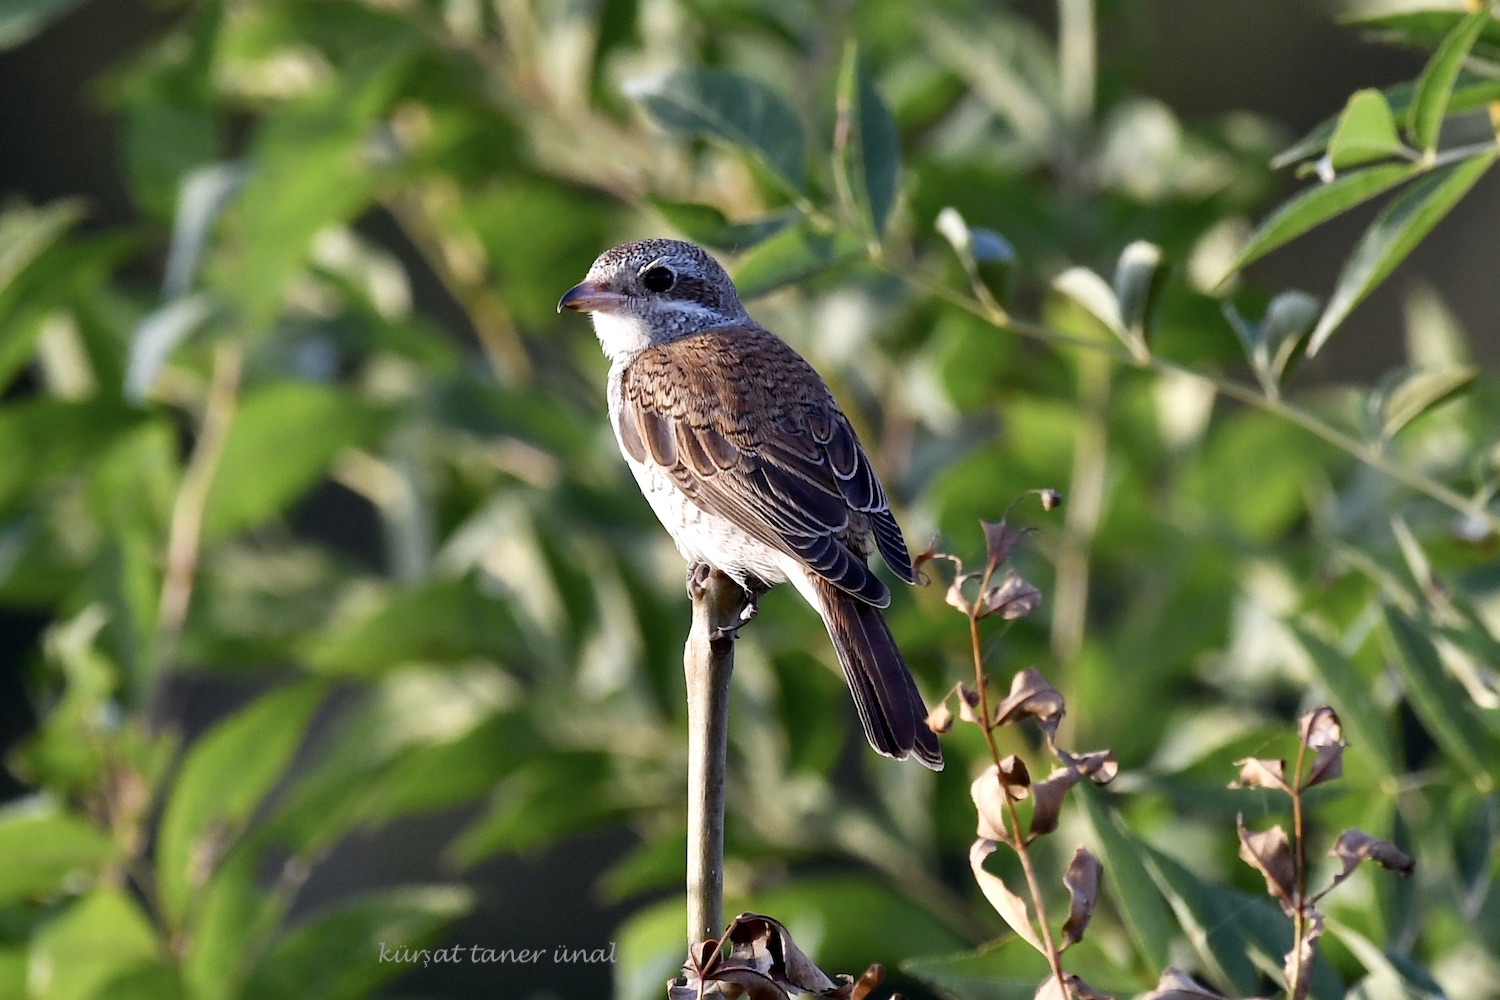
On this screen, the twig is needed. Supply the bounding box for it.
[154,338,245,679]
[1288,732,1311,999]
[684,569,749,947]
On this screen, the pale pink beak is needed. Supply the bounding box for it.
[557,281,626,313]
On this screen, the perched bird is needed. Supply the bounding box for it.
[558,238,941,769]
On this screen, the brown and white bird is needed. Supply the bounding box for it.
[559,238,941,769]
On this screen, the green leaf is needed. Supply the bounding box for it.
[184,845,286,1000]
[0,200,84,309]
[1291,626,1396,777]
[1308,151,1495,356]
[304,576,522,675]
[644,199,793,251]
[156,682,325,927]
[1373,365,1477,440]
[906,937,1131,1000]
[835,43,901,240]
[125,294,216,403]
[1076,787,1173,972]
[0,0,88,50]
[625,67,806,196]
[730,222,862,300]
[0,800,117,903]
[1229,162,1419,274]
[449,751,627,865]
[1325,89,1409,170]
[204,383,386,540]
[28,889,164,1000]
[1351,9,1500,63]
[1408,0,1500,153]
[1273,74,1500,168]
[240,887,471,1000]
[0,400,147,514]
[1383,606,1499,782]
[224,64,404,330]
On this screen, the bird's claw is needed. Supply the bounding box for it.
[686,562,714,601]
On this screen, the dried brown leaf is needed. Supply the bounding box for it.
[673,913,851,1000]
[1140,968,1232,999]
[1237,816,1296,911]
[1034,973,1110,1000]
[1316,828,1415,901]
[1029,766,1081,837]
[958,683,983,725]
[911,540,939,583]
[1059,748,1119,784]
[926,700,954,734]
[981,518,1031,573]
[1230,757,1291,793]
[970,838,1045,952]
[1284,909,1325,1000]
[972,759,1029,841]
[993,668,1065,733]
[1039,488,1063,511]
[982,570,1043,620]
[848,964,883,1000]
[946,573,978,615]
[1061,847,1102,949]
[1299,706,1344,788]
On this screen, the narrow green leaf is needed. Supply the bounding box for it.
[1383,606,1497,781]
[29,889,163,1000]
[1376,365,1477,440]
[1351,9,1500,63]
[1408,0,1499,152]
[156,683,325,927]
[1229,162,1418,274]
[1326,89,1409,170]
[0,0,88,50]
[626,67,806,196]
[1076,787,1173,972]
[0,199,84,304]
[1290,625,1396,777]
[836,44,901,239]
[0,800,117,903]
[1261,290,1321,382]
[730,222,862,300]
[644,198,793,251]
[240,887,471,1000]
[1274,74,1500,168]
[1308,151,1495,356]
[204,384,386,540]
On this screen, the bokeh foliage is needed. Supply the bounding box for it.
[1,1,1498,999]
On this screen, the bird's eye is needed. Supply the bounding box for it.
[641,266,676,293]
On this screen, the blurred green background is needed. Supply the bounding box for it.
[0,1,1497,999]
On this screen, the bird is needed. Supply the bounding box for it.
[558,238,942,769]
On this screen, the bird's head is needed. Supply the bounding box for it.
[558,239,749,360]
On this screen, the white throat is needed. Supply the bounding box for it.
[589,301,734,363]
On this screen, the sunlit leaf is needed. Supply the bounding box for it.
[836,43,901,240]
[0,800,116,903]
[1052,266,1123,336]
[1114,240,1164,350]
[626,67,806,196]
[1350,8,1500,63]
[1228,163,1418,274]
[1374,365,1477,441]
[645,199,793,251]
[1236,817,1295,910]
[204,384,387,540]
[156,682,325,927]
[125,294,215,403]
[970,838,1045,953]
[1325,89,1408,171]
[1408,0,1499,153]
[1308,151,1494,355]
[29,889,163,1000]
[730,222,862,299]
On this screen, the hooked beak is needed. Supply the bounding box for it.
[557,281,625,314]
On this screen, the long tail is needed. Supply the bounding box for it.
[811,577,943,770]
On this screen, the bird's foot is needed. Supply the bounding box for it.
[686,561,715,602]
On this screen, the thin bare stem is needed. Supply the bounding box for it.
[967,563,1068,996]
[1289,736,1311,999]
[683,570,748,947]
[154,338,245,680]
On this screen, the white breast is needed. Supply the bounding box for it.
[606,364,791,591]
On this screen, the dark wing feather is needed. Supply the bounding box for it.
[618,324,913,602]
